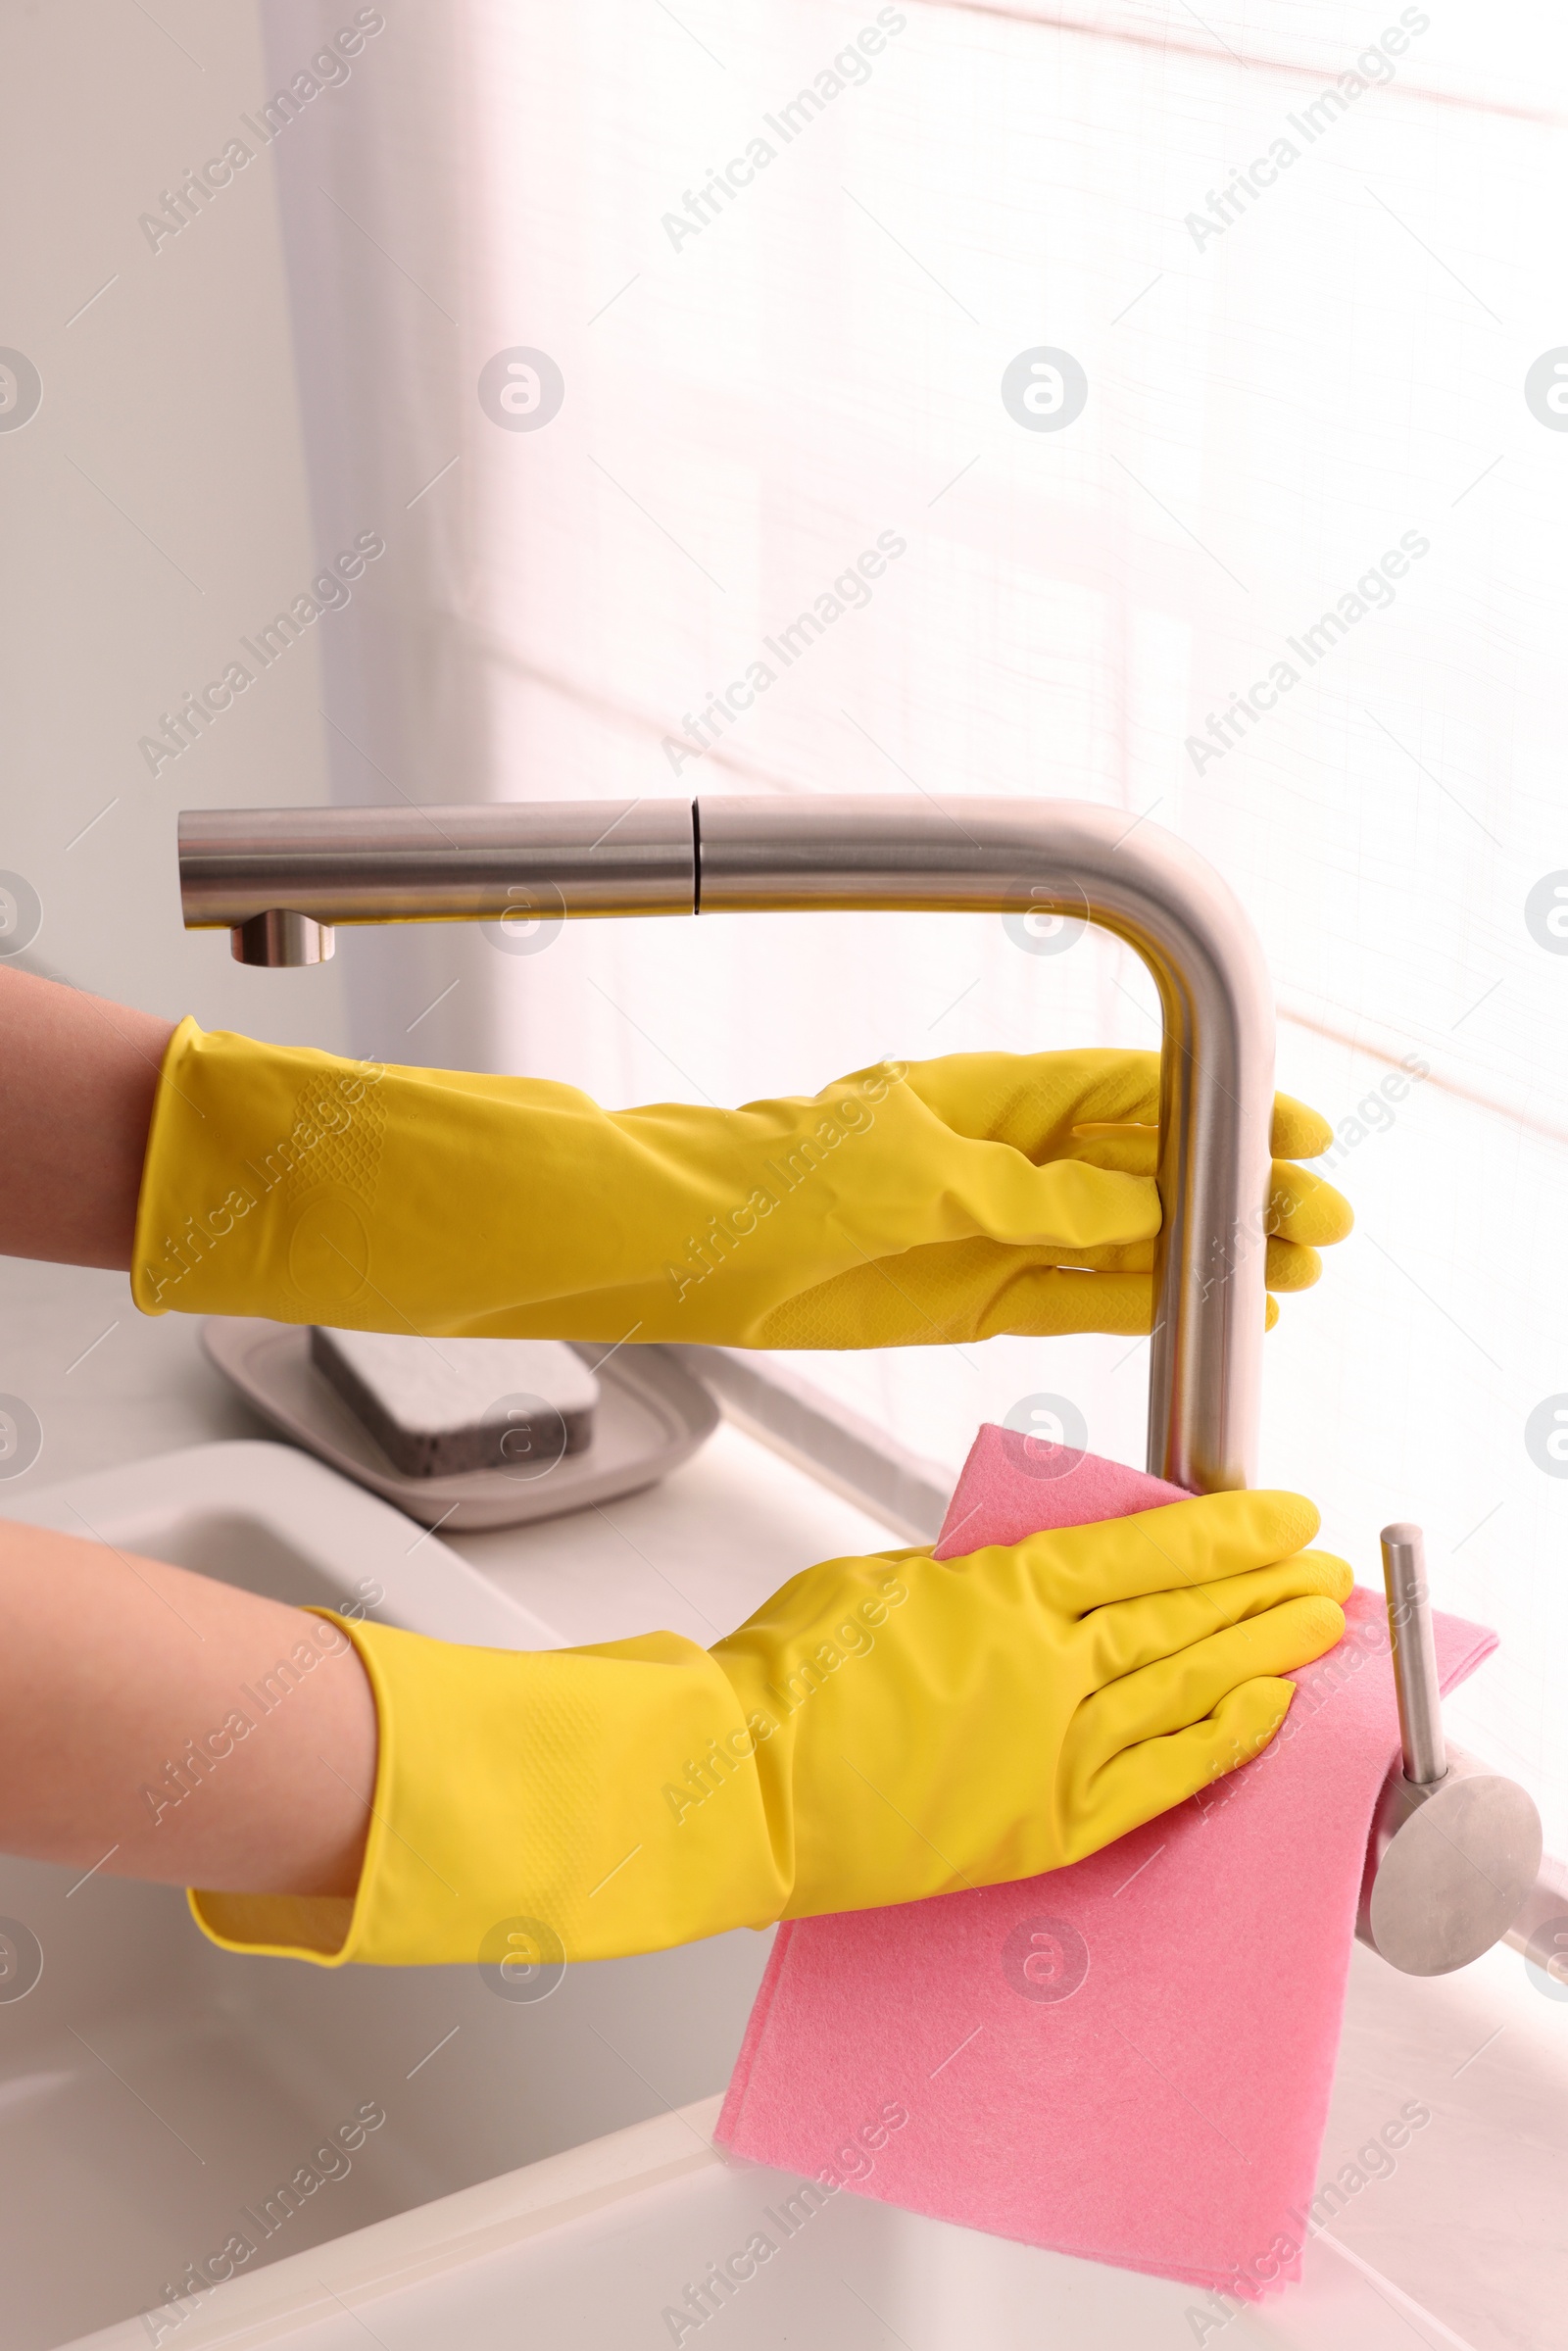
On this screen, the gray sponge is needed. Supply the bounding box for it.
[309,1327,599,1478]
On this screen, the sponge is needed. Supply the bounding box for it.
[309,1327,599,1477]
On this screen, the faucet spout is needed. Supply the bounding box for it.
[179,792,1275,1492]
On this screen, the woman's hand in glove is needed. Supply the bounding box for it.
[737,1049,1352,1345]
[132,1027,1350,1347]
[188,1490,1351,1968]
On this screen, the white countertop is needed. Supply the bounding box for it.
[4,1255,1566,2350]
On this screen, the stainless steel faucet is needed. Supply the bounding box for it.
[177,792,1546,1975]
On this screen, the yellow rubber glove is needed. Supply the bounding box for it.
[131,1024,1349,1347]
[188,1491,1349,1968]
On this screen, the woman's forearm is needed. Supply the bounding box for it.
[0,1517,376,1896]
[0,971,377,1897]
[0,965,174,1270]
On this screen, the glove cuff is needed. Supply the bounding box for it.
[190,1612,789,1968]
[131,1016,393,1323]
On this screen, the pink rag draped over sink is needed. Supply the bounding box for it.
[715,1426,1498,2303]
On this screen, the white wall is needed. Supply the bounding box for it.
[0,0,349,1051]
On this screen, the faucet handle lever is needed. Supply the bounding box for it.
[1357,1517,1542,1974]
[1379,1522,1446,1787]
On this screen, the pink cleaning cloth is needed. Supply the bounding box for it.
[716,1425,1498,2303]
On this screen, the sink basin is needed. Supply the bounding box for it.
[0,1444,774,2351]
[52,1940,1568,2351]
[9,1439,1568,2351]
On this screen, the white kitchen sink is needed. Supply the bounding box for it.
[0,1444,775,2351]
[51,1938,1568,2351]
[4,1437,1568,2351]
